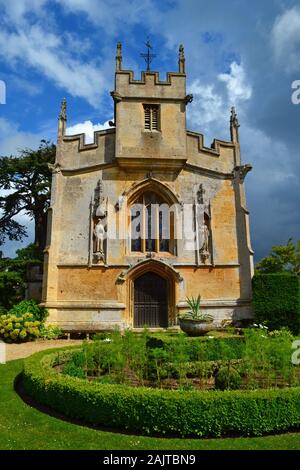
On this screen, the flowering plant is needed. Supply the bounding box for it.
[0,313,41,343]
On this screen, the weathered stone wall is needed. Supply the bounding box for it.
[43,54,253,331]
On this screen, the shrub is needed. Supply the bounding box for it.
[242,328,296,389]
[145,334,245,362]
[215,366,242,391]
[253,274,300,334]
[151,348,170,386]
[173,336,245,363]
[62,362,85,379]
[92,332,111,341]
[0,313,41,343]
[39,324,63,340]
[22,348,300,438]
[0,244,43,311]
[9,299,48,322]
[0,271,25,310]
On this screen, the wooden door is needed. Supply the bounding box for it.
[134,272,168,328]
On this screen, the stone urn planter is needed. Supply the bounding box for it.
[178,295,214,337]
[178,318,214,337]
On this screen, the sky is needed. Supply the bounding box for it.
[0,0,299,261]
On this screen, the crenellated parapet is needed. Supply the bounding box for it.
[114,70,187,101]
[54,128,115,169]
[63,128,115,151]
[187,130,235,157]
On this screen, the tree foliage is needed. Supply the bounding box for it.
[255,239,300,276]
[0,243,43,311]
[0,140,55,249]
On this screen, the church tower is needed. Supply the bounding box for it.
[112,42,189,171]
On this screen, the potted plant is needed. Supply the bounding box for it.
[178,295,214,337]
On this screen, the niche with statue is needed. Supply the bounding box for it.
[90,179,108,265]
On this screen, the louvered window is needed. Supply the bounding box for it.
[143,104,159,131]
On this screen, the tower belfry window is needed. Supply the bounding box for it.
[144,104,159,131]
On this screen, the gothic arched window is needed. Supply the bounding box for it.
[129,191,175,254]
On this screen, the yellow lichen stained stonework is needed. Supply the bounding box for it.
[57,268,120,301]
[42,44,254,331]
[211,180,239,265]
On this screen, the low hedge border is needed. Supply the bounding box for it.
[22,347,300,438]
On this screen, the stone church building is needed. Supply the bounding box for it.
[42,43,254,331]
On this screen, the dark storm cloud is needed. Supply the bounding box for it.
[151,0,300,260]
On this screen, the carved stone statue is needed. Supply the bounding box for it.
[200,223,210,254]
[197,184,205,205]
[94,218,106,255]
[91,177,108,264]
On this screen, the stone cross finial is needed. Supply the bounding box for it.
[116,42,122,71]
[178,44,185,74]
[59,97,67,121]
[230,106,240,143]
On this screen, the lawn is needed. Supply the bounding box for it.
[1,359,300,450]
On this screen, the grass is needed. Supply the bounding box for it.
[1,360,300,449]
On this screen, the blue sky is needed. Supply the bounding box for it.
[0,0,300,260]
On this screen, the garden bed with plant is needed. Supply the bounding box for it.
[22,328,300,437]
[0,300,63,342]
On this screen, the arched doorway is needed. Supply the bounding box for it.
[134,272,168,327]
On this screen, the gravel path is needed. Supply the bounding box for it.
[3,339,83,362]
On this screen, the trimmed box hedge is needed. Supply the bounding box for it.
[253,273,300,334]
[22,348,300,438]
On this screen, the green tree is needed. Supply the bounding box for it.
[0,243,43,311]
[256,239,300,276]
[0,140,55,249]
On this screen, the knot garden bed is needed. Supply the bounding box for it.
[22,330,300,438]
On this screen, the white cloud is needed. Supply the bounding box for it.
[0,0,48,25]
[11,76,43,96]
[57,0,159,34]
[189,82,224,125]
[66,119,112,143]
[218,62,252,104]
[272,7,300,72]
[0,25,106,107]
[0,0,162,108]
[187,62,252,143]
[0,118,44,156]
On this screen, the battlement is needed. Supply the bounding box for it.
[113,42,186,101]
[63,128,115,151]
[115,70,186,100]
